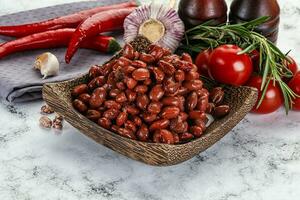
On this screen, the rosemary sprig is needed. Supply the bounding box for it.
[183,17,298,114]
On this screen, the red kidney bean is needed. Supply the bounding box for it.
[213,105,230,118]
[132,60,147,68]
[116,112,128,126]
[109,89,120,98]
[160,129,175,144]
[179,132,194,142]
[78,93,91,104]
[162,96,180,107]
[187,91,198,111]
[149,119,170,131]
[123,44,135,60]
[99,62,113,76]
[144,78,152,86]
[124,120,137,133]
[170,119,188,134]
[116,82,126,91]
[73,99,88,113]
[178,112,189,121]
[158,60,176,76]
[161,106,180,119]
[136,94,150,110]
[134,85,148,94]
[104,100,121,110]
[175,60,196,72]
[115,92,127,103]
[139,53,155,64]
[133,116,142,127]
[210,87,225,105]
[89,65,101,79]
[163,48,172,56]
[153,130,162,143]
[125,89,137,102]
[164,80,180,95]
[111,125,119,133]
[125,105,140,116]
[185,71,200,81]
[117,56,132,67]
[137,124,149,142]
[89,87,107,109]
[72,44,231,144]
[118,128,136,140]
[183,80,203,91]
[134,51,140,60]
[181,53,193,63]
[125,77,138,90]
[206,103,215,114]
[147,101,163,114]
[150,45,165,61]
[103,108,119,120]
[178,96,185,112]
[132,68,150,81]
[174,70,185,82]
[97,106,106,112]
[197,96,209,112]
[86,110,101,122]
[149,85,164,101]
[194,119,206,132]
[190,126,203,138]
[177,87,189,96]
[71,84,88,97]
[152,67,165,83]
[123,65,136,74]
[98,117,111,129]
[142,112,157,124]
[189,111,207,120]
[173,133,180,144]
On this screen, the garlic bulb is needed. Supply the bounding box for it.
[34,52,59,79]
[123,3,185,52]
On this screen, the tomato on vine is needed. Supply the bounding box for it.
[208,45,253,86]
[247,76,283,114]
[195,49,212,77]
[288,72,300,111]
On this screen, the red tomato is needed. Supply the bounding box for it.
[283,56,298,82]
[195,49,212,76]
[208,45,253,86]
[247,76,283,114]
[288,72,300,111]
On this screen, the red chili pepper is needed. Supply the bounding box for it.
[0,28,121,59]
[0,1,138,38]
[65,7,135,64]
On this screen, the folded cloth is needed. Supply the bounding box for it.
[0,0,124,103]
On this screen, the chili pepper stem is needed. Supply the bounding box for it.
[107,38,122,53]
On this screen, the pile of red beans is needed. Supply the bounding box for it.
[72,43,230,144]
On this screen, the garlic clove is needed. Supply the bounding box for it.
[34,52,59,79]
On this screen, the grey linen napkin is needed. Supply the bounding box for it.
[0,0,125,103]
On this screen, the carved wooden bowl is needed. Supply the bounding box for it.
[42,40,258,166]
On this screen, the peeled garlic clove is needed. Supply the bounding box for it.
[34,52,59,79]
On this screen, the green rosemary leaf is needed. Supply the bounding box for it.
[183,16,295,113]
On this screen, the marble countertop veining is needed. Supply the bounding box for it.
[0,0,300,200]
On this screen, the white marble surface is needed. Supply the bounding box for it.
[0,0,300,200]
